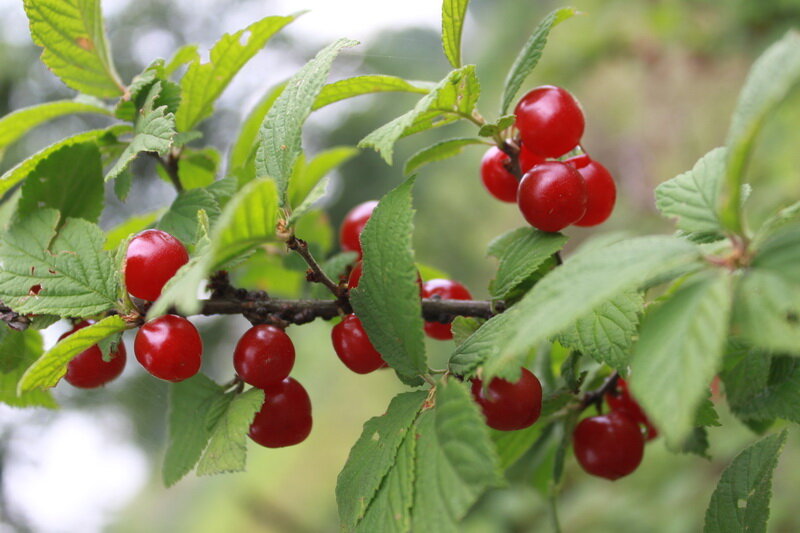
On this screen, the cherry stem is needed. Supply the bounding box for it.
[147,151,183,192]
[579,371,620,411]
[286,235,344,300]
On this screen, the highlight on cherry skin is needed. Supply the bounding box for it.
[421,279,472,340]
[514,85,585,158]
[134,314,203,382]
[572,411,645,480]
[470,367,543,431]
[339,200,378,256]
[59,321,127,389]
[248,377,313,448]
[331,314,387,374]
[233,324,296,389]
[517,161,588,233]
[124,229,189,301]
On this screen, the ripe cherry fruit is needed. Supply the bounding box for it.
[421,279,472,340]
[517,161,588,233]
[60,321,126,388]
[125,229,189,301]
[339,201,378,256]
[572,411,645,480]
[565,154,617,227]
[480,146,520,203]
[518,143,546,174]
[471,368,543,431]
[605,378,658,441]
[249,377,313,448]
[234,325,295,389]
[331,314,386,374]
[514,85,585,158]
[134,315,202,382]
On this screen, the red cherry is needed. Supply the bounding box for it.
[347,262,363,289]
[421,279,472,340]
[518,143,546,174]
[572,411,645,480]
[514,85,585,158]
[249,377,313,448]
[134,315,202,382]
[480,146,519,203]
[471,368,543,431]
[565,155,617,227]
[517,161,587,232]
[233,325,295,389]
[339,201,378,255]
[125,229,189,301]
[331,314,386,374]
[605,378,658,441]
[60,321,126,388]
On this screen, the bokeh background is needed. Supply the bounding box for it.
[1,0,800,531]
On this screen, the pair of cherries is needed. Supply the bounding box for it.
[481,85,617,233]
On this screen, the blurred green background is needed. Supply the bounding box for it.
[1,0,799,531]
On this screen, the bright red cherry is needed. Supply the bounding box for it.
[331,314,386,374]
[60,321,126,388]
[249,377,312,448]
[514,86,585,158]
[573,412,645,480]
[517,161,588,233]
[421,279,472,340]
[566,154,617,227]
[125,229,189,301]
[134,315,202,382]
[518,143,546,174]
[233,325,295,389]
[480,146,519,203]
[471,368,543,431]
[605,378,658,441]
[339,201,378,255]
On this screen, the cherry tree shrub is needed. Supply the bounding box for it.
[0,0,799,530]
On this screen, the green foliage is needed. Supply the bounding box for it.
[176,14,300,131]
[360,65,481,164]
[441,0,470,68]
[314,76,433,110]
[257,38,358,207]
[229,82,286,176]
[731,270,800,355]
[477,115,516,138]
[404,137,487,175]
[0,329,56,408]
[704,431,787,533]
[350,178,426,386]
[288,146,359,209]
[157,189,221,245]
[500,7,579,114]
[23,0,123,97]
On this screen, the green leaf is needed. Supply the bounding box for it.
[451,316,483,347]
[754,201,800,247]
[196,387,265,476]
[23,0,123,97]
[630,273,733,446]
[721,31,800,233]
[728,354,800,424]
[313,75,433,110]
[0,329,56,408]
[19,143,104,223]
[337,391,427,531]
[163,374,226,486]
[176,14,300,131]
[164,44,199,76]
[147,248,211,319]
[18,315,127,393]
[177,148,220,190]
[360,65,481,165]
[115,60,181,122]
[257,38,358,207]
[0,210,118,317]
[704,431,787,533]
[451,236,701,380]
[350,178,426,385]
[487,227,567,300]
[491,423,545,471]
[104,211,160,250]
[0,99,112,152]
[477,114,516,137]
[752,222,800,285]
[655,147,727,239]
[500,8,579,114]
[0,126,128,198]
[288,146,359,208]
[403,137,487,175]
[441,0,470,68]
[287,177,329,226]
[411,380,501,531]
[731,270,800,355]
[556,292,643,371]
[228,82,287,176]
[106,83,176,181]
[157,189,221,245]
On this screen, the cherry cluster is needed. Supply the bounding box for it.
[481,86,617,232]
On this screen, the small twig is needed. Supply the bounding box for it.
[286,235,344,299]
[580,371,620,411]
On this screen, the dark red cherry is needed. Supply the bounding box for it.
[566,154,617,227]
[514,85,585,158]
[233,325,295,389]
[125,229,189,301]
[339,201,378,255]
[347,262,363,289]
[480,146,519,203]
[331,314,386,374]
[572,411,645,480]
[518,143,546,174]
[471,368,543,431]
[134,315,202,382]
[60,321,126,388]
[517,161,587,232]
[249,377,313,448]
[605,378,658,441]
[421,279,472,340]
